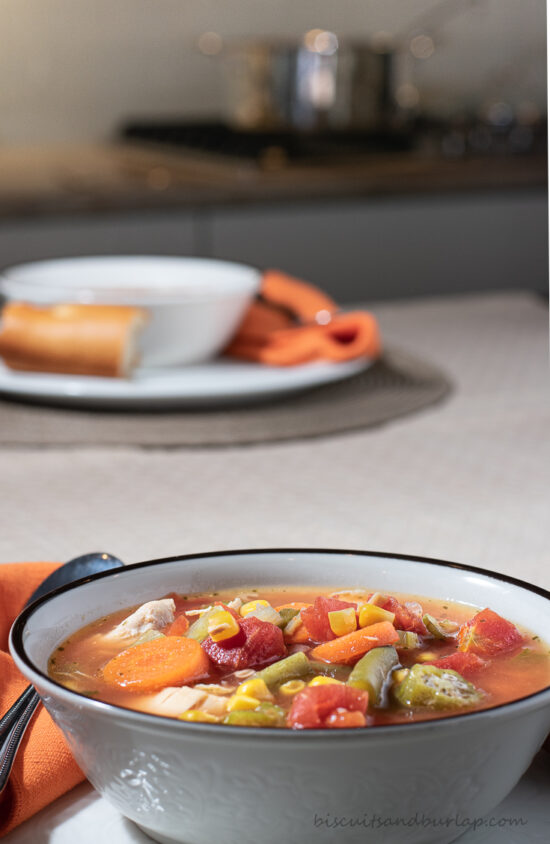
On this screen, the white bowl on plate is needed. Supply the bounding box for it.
[10,549,550,844]
[0,256,261,366]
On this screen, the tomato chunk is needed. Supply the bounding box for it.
[325,709,367,729]
[287,685,369,729]
[458,608,523,657]
[165,614,190,636]
[301,596,357,643]
[378,596,427,636]
[202,616,286,669]
[425,651,486,678]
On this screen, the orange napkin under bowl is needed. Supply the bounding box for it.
[225,269,381,366]
[0,562,84,837]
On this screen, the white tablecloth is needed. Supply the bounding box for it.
[1,291,548,586]
[2,290,549,840]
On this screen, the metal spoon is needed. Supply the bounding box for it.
[0,552,124,794]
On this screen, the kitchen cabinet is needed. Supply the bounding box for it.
[209,191,548,301]
[0,211,197,269]
[0,191,546,303]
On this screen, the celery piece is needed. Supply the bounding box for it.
[245,604,283,626]
[423,613,448,640]
[278,607,299,628]
[347,646,399,704]
[129,629,165,648]
[396,630,420,649]
[224,702,285,727]
[186,608,220,643]
[394,664,483,710]
[257,652,310,688]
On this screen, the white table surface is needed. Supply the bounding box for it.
[2,289,549,840]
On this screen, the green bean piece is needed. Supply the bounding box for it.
[129,629,165,648]
[306,660,351,681]
[186,608,219,643]
[347,646,399,704]
[278,608,299,628]
[423,613,448,640]
[224,703,286,727]
[257,651,310,688]
[394,664,483,710]
[396,630,420,649]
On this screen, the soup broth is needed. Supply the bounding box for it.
[48,586,550,729]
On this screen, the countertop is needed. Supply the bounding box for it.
[0,143,546,219]
[1,289,549,841]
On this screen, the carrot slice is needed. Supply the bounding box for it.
[166,614,190,636]
[286,626,311,644]
[309,621,398,665]
[103,636,209,692]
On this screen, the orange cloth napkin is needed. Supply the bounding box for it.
[0,563,84,837]
[225,269,382,366]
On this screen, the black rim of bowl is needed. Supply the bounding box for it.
[10,547,550,738]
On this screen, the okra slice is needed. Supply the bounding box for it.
[257,651,310,688]
[423,613,448,640]
[394,664,483,710]
[186,608,220,643]
[224,702,285,727]
[347,646,399,704]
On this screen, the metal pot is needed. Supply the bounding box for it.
[219,34,401,132]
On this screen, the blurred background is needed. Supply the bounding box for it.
[0,0,547,302]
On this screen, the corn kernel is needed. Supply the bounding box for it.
[358,604,395,628]
[227,694,260,712]
[417,651,438,662]
[279,679,306,696]
[393,668,409,685]
[308,676,343,687]
[179,710,219,723]
[240,599,270,617]
[328,607,357,637]
[367,591,387,606]
[236,678,273,700]
[207,609,240,642]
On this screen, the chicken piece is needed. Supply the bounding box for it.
[194,683,234,696]
[142,686,207,717]
[200,693,230,717]
[106,599,175,640]
[140,686,229,719]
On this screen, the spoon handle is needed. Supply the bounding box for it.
[0,684,35,741]
[0,690,40,794]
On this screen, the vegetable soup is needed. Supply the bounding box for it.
[48,587,550,729]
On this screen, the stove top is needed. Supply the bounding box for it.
[121,120,415,167]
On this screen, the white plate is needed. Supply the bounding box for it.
[0,357,371,409]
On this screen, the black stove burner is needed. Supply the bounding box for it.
[121,120,414,165]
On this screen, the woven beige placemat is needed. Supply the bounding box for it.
[0,348,451,448]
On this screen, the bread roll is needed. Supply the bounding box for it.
[0,302,147,377]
